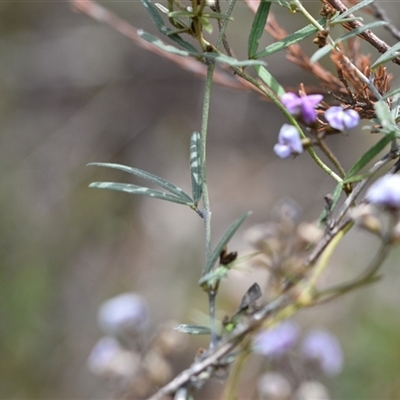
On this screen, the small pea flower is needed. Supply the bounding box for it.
[253,321,299,357]
[366,174,400,208]
[302,329,343,376]
[325,106,360,131]
[98,292,149,337]
[281,92,323,124]
[273,124,303,159]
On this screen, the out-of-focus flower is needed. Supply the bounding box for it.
[273,124,303,159]
[366,174,400,208]
[98,292,149,337]
[281,92,323,124]
[302,329,343,376]
[87,337,139,379]
[258,372,292,400]
[325,106,360,131]
[294,381,330,400]
[253,321,299,357]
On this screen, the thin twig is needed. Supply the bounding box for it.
[145,294,292,400]
[369,1,400,41]
[326,0,400,66]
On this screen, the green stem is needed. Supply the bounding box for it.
[201,63,215,271]
[200,62,218,348]
[317,137,346,178]
[215,0,236,53]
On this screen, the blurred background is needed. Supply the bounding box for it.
[1,1,400,399]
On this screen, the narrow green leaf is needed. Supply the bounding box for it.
[88,162,193,202]
[190,132,203,205]
[345,132,395,179]
[203,52,266,67]
[371,41,400,71]
[141,0,165,30]
[382,86,400,101]
[201,211,252,278]
[310,44,333,64]
[168,11,232,20]
[255,19,325,59]
[199,265,230,286]
[173,324,211,335]
[332,0,374,21]
[342,173,372,184]
[374,100,396,129]
[248,0,272,58]
[140,0,199,53]
[254,65,286,97]
[89,182,192,205]
[138,30,197,56]
[335,21,387,44]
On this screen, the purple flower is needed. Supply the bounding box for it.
[98,292,149,336]
[253,321,299,357]
[325,106,360,130]
[273,124,303,159]
[281,92,323,124]
[366,174,400,208]
[87,337,138,378]
[302,329,343,376]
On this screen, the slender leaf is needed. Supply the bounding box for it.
[335,21,387,44]
[345,132,396,179]
[255,19,325,59]
[254,65,286,97]
[332,0,374,22]
[138,30,197,56]
[383,86,400,101]
[190,132,203,205]
[174,324,211,335]
[371,41,400,71]
[310,44,333,64]
[248,0,272,58]
[140,0,199,53]
[88,162,193,203]
[89,182,193,205]
[203,52,266,67]
[199,265,230,286]
[168,11,232,20]
[201,211,252,278]
[374,100,396,129]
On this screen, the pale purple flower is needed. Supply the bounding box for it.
[98,292,149,336]
[87,337,138,378]
[253,321,299,357]
[281,92,323,124]
[366,174,400,208]
[273,124,303,159]
[325,106,360,130]
[302,329,343,376]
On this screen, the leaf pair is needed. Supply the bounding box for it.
[89,132,204,210]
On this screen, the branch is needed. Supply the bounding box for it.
[326,0,400,66]
[146,293,292,400]
[69,0,246,91]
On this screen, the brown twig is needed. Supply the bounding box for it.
[326,0,400,66]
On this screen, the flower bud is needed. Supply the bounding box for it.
[258,372,292,400]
